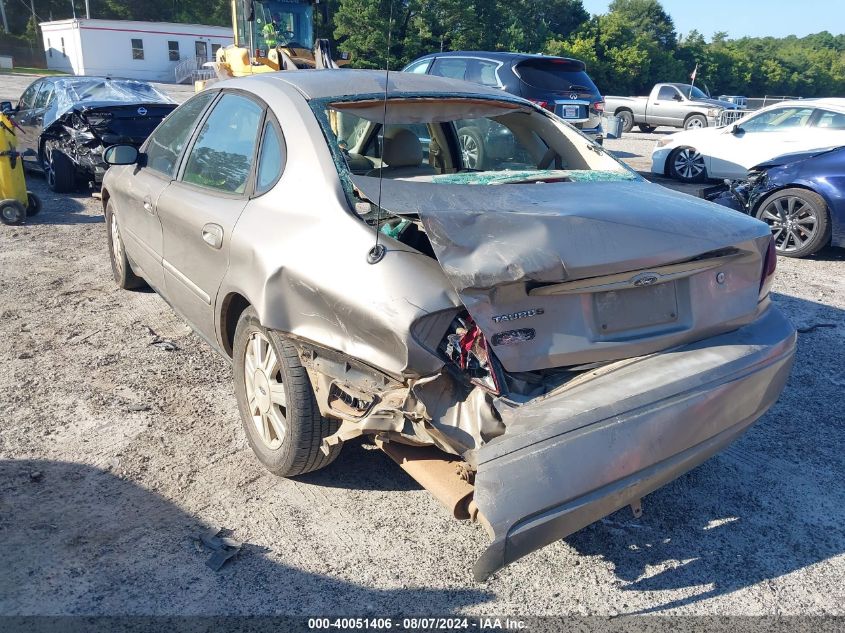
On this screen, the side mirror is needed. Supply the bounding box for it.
[731,125,744,136]
[0,101,14,114]
[103,144,139,166]
[673,94,684,102]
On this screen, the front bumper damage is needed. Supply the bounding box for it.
[470,307,795,580]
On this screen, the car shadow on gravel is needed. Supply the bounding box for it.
[21,174,103,225]
[297,437,423,493]
[565,292,845,613]
[0,459,493,615]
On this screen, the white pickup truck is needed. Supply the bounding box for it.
[605,83,739,133]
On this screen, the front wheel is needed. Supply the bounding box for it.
[638,123,655,133]
[233,307,341,477]
[668,146,707,183]
[755,188,830,258]
[684,114,708,130]
[617,110,634,133]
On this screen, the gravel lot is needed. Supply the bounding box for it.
[1,74,844,618]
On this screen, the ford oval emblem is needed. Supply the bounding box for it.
[569,93,578,100]
[632,272,660,287]
[137,107,147,116]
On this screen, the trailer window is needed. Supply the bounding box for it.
[131,39,144,60]
[168,41,180,62]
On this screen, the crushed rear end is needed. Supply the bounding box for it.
[343,175,795,579]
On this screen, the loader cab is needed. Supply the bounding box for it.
[235,0,315,56]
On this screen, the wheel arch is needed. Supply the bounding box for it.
[614,106,633,116]
[219,291,252,358]
[751,182,829,216]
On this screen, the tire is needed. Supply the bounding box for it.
[457,127,486,170]
[46,149,76,193]
[105,200,145,289]
[668,146,707,183]
[638,124,655,133]
[617,110,634,133]
[233,307,342,477]
[755,188,831,258]
[26,191,41,216]
[0,199,27,225]
[684,114,708,131]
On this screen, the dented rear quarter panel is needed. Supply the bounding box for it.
[216,77,461,379]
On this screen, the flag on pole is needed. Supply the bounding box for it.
[690,63,698,83]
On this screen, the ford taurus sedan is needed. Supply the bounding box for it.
[101,70,796,581]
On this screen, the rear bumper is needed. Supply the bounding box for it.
[472,306,796,580]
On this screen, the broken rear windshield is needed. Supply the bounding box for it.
[317,97,633,183]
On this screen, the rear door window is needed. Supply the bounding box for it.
[465,59,501,87]
[515,59,598,94]
[145,90,215,177]
[33,83,55,109]
[813,109,845,130]
[430,58,468,81]
[181,93,264,194]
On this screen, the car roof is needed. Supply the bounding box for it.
[230,69,512,101]
[760,97,845,112]
[413,50,586,66]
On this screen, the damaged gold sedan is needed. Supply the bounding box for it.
[101,71,796,580]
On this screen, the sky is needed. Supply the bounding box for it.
[580,0,845,40]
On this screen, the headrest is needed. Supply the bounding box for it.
[382,128,423,168]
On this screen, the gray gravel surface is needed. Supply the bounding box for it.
[1,75,844,617]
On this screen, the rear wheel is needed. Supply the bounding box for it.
[0,199,27,225]
[668,146,707,183]
[105,201,145,289]
[458,127,485,170]
[233,307,342,477]
[45,149,76,193]
[684,114,708,130]
[755,188,830,258]
[617,110,634,133]
[638,123,655,133]
[26,192,41,216]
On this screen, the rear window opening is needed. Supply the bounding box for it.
[514,59,599,94]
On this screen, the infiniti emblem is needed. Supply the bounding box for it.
[258,385,267,396]
[569,93,578,100]
[632,272,660,287]
[137,107,147,115]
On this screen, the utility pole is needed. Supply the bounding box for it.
[84,0,90,19]
[29,0,36,31]
[0,0,9,34]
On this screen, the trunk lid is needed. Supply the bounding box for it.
[80,103,178,146]
[351,176,772,372]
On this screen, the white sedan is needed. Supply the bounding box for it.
[652,98,845,182]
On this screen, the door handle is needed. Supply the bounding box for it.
[142,196,153,213]
[202,223,224,249]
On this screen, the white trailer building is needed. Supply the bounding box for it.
[39,18,234,83]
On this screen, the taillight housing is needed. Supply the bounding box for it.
[592,99,605,113]
[529,99,553,112]
[759,238,777,300]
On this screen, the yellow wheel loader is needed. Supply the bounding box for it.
[197,0,348,91]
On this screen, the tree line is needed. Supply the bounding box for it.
[4,0,844,97]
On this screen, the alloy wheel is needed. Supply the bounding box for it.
[759,195,818,254]
[672,148,705,180]
[243,331,287,450]
[459,133,479,169]
[686,118,705,129]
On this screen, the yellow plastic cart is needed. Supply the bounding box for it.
[0,112,40,225]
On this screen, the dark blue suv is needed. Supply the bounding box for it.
[403,51,605,141]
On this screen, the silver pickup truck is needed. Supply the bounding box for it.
[606,83,738,133]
